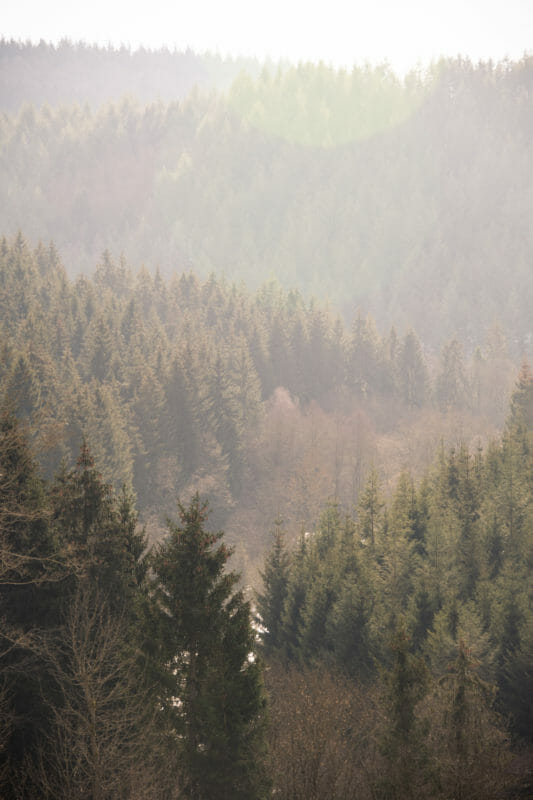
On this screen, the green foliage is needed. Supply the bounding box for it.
[377,619,429,799]
[2,57,533,346]
[499,611,533,742]
[398,329,428,408]
[436,339,469,412]
[256,519,290,656]
[0,419,268,797]
[4,44,533,793]
[152,494,269,799]
[421,639,511,800]
[257,373,533,753]
[51,441,143,612]
[229,61,427,147]
[356,467,384,549]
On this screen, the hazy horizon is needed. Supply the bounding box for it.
[2,0,532,76]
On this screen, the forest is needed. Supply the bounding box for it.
[1,43,533,348]
[0,40,532,798]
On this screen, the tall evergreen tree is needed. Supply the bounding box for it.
[256,518,290,656]
[378,619,429,799]
[50,440,145,616]
[398,329,428,408]
[357,467,384,549]
[151,494,268,799]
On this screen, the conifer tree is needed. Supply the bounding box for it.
[378,619,429,799]
[508,360,533,433]
[356,467,384,549]
[436,338,469,411]
[453,446,481,600]
[398,329,428,408]
[50,440,144,616]
[327,575,376,679]
[347,312,381,398]
[499,610,533,742]
[163,354,200,481]
[379,472,419,618]
[279,533,309,662]
[152,494,268,799]
[256,518,290,656]
[423,639,511,800]
[294,506,344,661]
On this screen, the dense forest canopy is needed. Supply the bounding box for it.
[1,40,532,798]
[0,234,519,576]
[0,39,262,110]
[1,312,532,797]
[1,44,532,349]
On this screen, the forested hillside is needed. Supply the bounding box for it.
[0,415,268,798]
[1,351,532,798]
[0,39,260,110]
[1,53,532,347]
[1,41,533,798]
[0,234,519,576]
[260,368,533,796]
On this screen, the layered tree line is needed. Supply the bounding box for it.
[1,50,533,348]
[3,40,533,799]
[1,352,532,798]
[258,367,533,798]
[0,234,518,575]
[0,412,267,798]
[0,39,260,111]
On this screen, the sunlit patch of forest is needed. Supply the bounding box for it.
[1,44,533,347]
[1,41,532,798]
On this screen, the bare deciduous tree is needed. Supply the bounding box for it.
[31,586,175,800]
[266,662,377,800]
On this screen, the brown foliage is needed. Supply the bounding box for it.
[30,587,175,800]
[266,662,377,800]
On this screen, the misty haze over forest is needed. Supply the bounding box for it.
[1,42,533,350]
[0,35,533,800]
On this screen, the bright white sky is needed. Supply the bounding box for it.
[2,0,532,75]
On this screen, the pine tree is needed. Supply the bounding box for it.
[327,575,376,679]
[378,618,429,799]
[279,533,309,662]
[356,467,384,549]
[499,610,533,742]
[423,639,511,800]
[163,353,200,481]
[347,311,380,398]
[436,338,469,411]
[454,446,481,600]
[379,472,419,618]
[295,505,345,661]
[50,440,144,616]
[398,329,428,408]
[508,360,533,433]
[151,494,269,799]
[256,518,290,656]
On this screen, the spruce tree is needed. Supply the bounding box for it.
[356,467,384,549]
[398,329,428,408]
[279,534,309,662]
[256,518,290,656]
[379,618,429,799]
[50,440,142,614]
[499,611,533,742]
[152,494,268,799]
